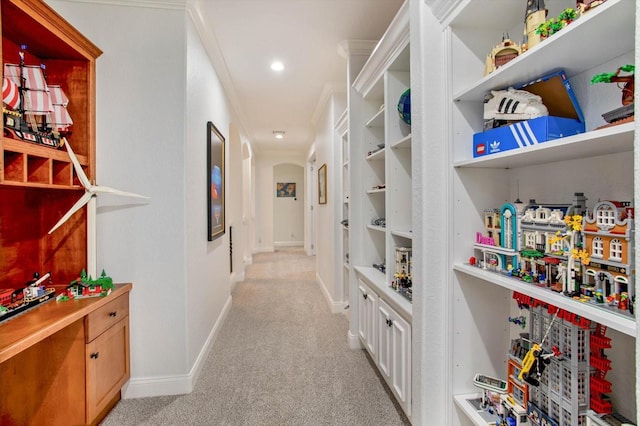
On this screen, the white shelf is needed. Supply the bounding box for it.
[453,394,497,426]
[343,160,349,167]
[452,0,634,102]
[366,147,385,161]
[454,122,634,169]
[366,188,386,194]
[366,224,386,233]
[365,107,385,128]
[391,230,412,240]
[344,262,349,271]
[454,263,636,337]
[355,265,412,320]
[391,134,411,149]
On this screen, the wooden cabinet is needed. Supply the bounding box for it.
[0,0,101,287]
[0,284,132,425]
[85,293,130,422]
[0,1,123,422]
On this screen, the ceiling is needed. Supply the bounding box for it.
[197,0,405,154]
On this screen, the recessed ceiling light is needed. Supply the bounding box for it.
[273,130,285,139]
[270,61,284,72]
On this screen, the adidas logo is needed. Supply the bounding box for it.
[490,140,500,152]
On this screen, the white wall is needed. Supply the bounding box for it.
[47,0,248,397]
[314,92,347,311]
[273,164,305,246]
[254,151,306,252]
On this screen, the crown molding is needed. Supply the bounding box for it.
[53,0,187,10]
[186,2,254,150]
[352,0,409,98]
[335,107,348,135]
[337,40,379,59]
[425,0,467,26]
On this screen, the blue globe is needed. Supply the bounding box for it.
[397,88,411,125]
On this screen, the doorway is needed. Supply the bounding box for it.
[273,163,304,248]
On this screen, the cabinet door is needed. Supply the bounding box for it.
[357,279,377,357]
[86,316,130,423]
[379,299,411,414]
[377,300,393,379]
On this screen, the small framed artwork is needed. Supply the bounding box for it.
[318,163,327,205]
[276,182,296,197]
[207,121,225,241]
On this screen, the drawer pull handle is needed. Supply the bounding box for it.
[90,352,100,359]
[386,318,393,327]
[109,311,117,317]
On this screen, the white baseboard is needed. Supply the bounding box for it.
[122,294,233,399]
[274,241,304,248]
[316,272,344,314]
[348,330,362,350]
[230,270,245,293]
[253,246,274,253]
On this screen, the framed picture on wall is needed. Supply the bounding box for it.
[318,163,327,205]
[276,182,296,197]
[207,121,225,241]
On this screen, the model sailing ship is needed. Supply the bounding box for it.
[2,45,72,148]
[0,272,56,322]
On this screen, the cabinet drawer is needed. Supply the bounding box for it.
[86,317,130,423]
[86,293,129,342]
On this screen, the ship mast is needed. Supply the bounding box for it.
[18,46,40,133]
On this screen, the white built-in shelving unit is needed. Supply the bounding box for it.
[346,0,413,420]
[442,0,638,424]
[336,109,350,307]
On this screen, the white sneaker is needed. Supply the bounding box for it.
[484,87,549,120]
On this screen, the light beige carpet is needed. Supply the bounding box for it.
[101,248,410,425]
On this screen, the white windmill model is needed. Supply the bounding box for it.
[48,138,149,278]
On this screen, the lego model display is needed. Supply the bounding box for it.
[535,8,577,40]
[590,65,635,127]
[2,45,72,148]
[471,192,635,318]
[474,70,584,158]
[484,34,523,76]
[0,272,56,322]
[577,1,608,15]
[468,292,634,425]
[48,139,149,235]
[524,1,547,50]
[392,247,412,301]
[56,269,114,301]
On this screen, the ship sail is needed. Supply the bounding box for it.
[4,63,54,115]
[2,77,20,109]
[2,50,70,148]
[48,85,73,131]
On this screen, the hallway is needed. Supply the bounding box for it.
[102,249,410,425]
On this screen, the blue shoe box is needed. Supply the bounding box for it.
[473,70,585,158]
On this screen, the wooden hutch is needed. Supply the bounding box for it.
[0,0,131,424]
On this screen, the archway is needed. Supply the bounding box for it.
[273,163,305,248]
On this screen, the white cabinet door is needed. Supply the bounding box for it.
[377,299,393,379]
[357,279,377,358]
[379,298,412,415]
